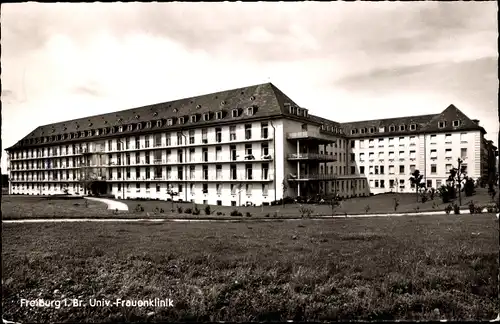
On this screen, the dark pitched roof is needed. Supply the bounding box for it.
[340,104,484,138]
[7,83,291,150]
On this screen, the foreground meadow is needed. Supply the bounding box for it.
[2,215,498,322]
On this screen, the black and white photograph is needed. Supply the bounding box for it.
[1,1,499,322]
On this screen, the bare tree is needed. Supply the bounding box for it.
[409,169,425,202]
[448,158,467,206]
[282,179,288,208]
[166,184,179,212]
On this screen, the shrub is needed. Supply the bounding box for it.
[184,208,192,214]
[444,205,453,214]
[393,198,400,211]
[364,204,371,213]
[453,203,460,214]
[468,201,476,214]
[474,206,483,214]
[230,209,241,216]
[204,205,211,215]
[283,196,295,204]
[177,206,183,213]
[246,212,252,217]
[216,211,223,216]
[420,192,428,203]
[464,178,475,197]
[265,213,270,217]
[486,204,498,213]
[429,188,436,200]
[298,206,313,218]
[192,207,200,215]
[135,204,144,212]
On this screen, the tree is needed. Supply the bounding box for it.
[409,169,425,202]
[282,179,288,208]
[448,158,467,206]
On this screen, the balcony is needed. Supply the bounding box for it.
[287,153,337,162]
[287,173,354,181]
[286,131,337,143]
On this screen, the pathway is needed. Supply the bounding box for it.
[84,196,129,211]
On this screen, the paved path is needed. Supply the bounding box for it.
[84,197,129,211]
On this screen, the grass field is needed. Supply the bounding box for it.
[2,188,496,220]
[2,214,498,322]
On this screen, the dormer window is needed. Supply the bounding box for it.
[232,109,239,117]
[389,125,396,132]
[221,101,226,106]
[216,111,223,120]
[369,127,375,133]
[118,126,123,132]
[246,107,254,116]
[135,115,140,119]
[88,123,93,127]
[81,132,86,137]
[102,128,107,135]
[399,125,406,131]
[167,119,173,126]
[360,128,366,134]
[95,129,100,136]
[438,121,446,128]
[196,104,201,109]
[173,108,178,113]
[87,131,92,137]
[351,129,357,135]
[153,112,158,117]
[410,124,417,131]
[179,117,185,124]
[156,120,162,127]
[190,115,197,123]
[127,125,133,131]
[250,96,255,101]
[146,122,152,128]
[453,120,460,127]
[203,113,210,121]
[379,127,385,133]
[137,123,142,130]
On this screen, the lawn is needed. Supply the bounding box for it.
[117,188,498,218]
[2,214,498,322]
[1,195,111,219]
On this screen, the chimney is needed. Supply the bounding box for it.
[472,119,480,125]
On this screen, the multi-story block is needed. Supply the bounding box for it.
[5,83,496,205]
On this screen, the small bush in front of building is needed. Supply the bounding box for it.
[246,212,252,217]
[468,201,476,214]
[230,209,242,216]
[204,205,211,215]
[192,207,200,215]
[177,206,182,213]
[453,203,460,214]
[135,204,144,212]
[444,204,453,214]
[184,208,192,214]
[265,213,270,217]
[364,204,371,214]
[216,211,223,216]
[393,198,400,211]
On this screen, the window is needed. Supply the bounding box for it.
[177,132,183,145]
[460,133,467,143]
[399,125,406,131]
[146,122,152,128]
[359,140,365,149]
[232,109,239,117]
[445,164,452,172]
[351,129,358,135]
[389,151,395,159]
[202,129,208,143]
[430,134,437,144]
[410,165,416,173]
[460,148,467,159]
[189,130,195,144]
[231,184,237,195]
[410,124,416,131]
[203,113,210,121]
[246,183,253,196]
[378,152,384,159]
[350,153,355,161]
[154,134,162,147]
[369,152,374,160]
[156,184,161,192]
[246,107,254,116]
[388,138,394,147]
[350,141,355,148]
[399,165,405,174]
[145,136,150,148]
[430,149,437,159]
[216,111,222,120]
[389,125,396,132]
[410,150,416,159]
[369,166,374,174]
[202,148,208,162]
[245,144,253,156]
[350,166,355,175]
[389,165,395,174]
[369,139,374,148]
[360,128,366,134]
[216,165,222,180]
[369,127,375,133]
[166,134,171,146]
[245,124,252,140]
[410,136,416,145]
[379,127,385,133]
[461,163,468,173]
[262,184,269,196]
[359,153,365,161]
[453,120,460,127]
[246,163,253,180]
[215,127,222,143]
[359,166,365,174]
[431,164,437,174]
[230,126,236,141]
[445,148,452,158]
[445,134,452,143]
[203,166,208,180]
[167,119,173,126]
[179,117,185,124]
[438,121,446,128]
[261,122,268,139]
[378,138,384,147]
[216,184,222,195]
[191,115,197,123]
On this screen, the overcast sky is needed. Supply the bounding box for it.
[1,2,498,173]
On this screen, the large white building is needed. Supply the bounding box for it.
[5,83,497,206]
